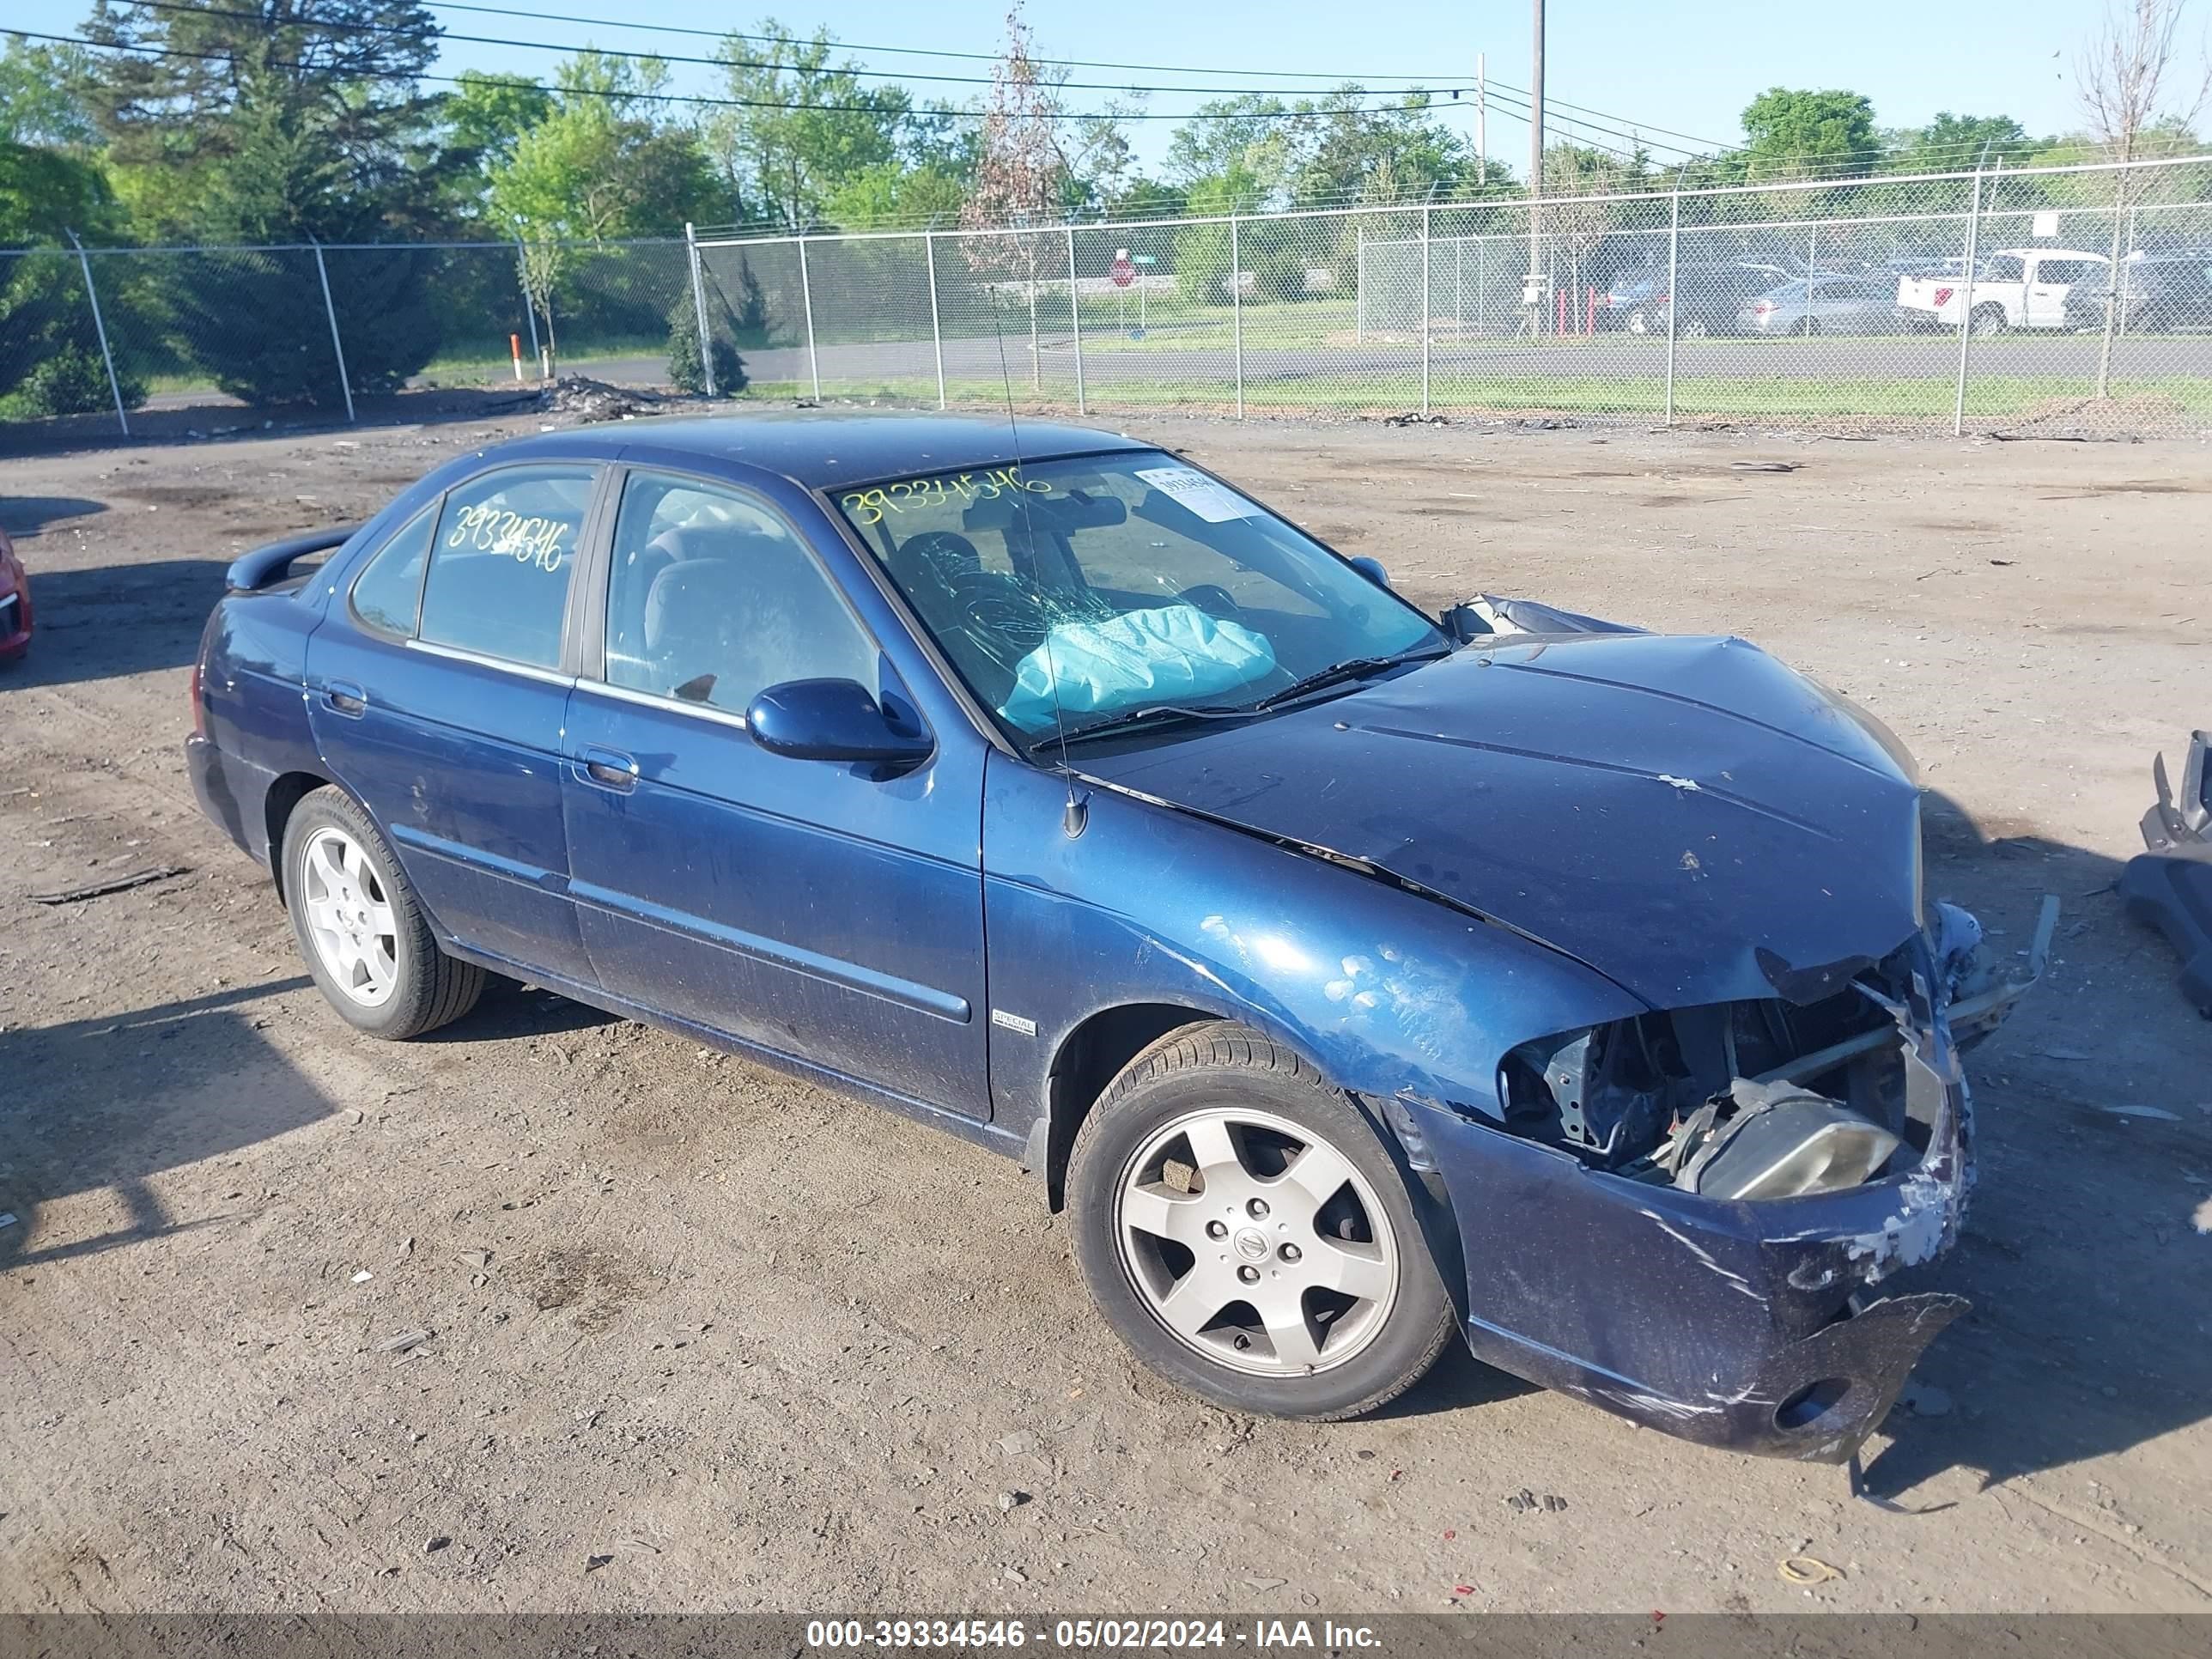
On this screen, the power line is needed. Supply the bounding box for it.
[84,0,1745,165]
[105,0,1476,99]
[20,27,1477,121]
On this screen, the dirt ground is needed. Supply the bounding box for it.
[2,406,2208,1617]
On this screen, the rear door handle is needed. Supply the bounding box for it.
[578,745,638,793]
[324,680,368,717]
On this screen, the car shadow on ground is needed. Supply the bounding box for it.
[0,495,107,538]
[0,978,319,1273]
[421,974,622,1043]
[1,557,229,688]
[1812,793,2208,1498]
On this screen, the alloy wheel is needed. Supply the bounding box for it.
[1112,1106,1400,1376]
[300,826,399,1007]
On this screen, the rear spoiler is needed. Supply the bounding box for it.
[224,525,363,592]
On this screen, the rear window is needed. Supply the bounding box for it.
[349,507,434,637]
[418,465,595,671]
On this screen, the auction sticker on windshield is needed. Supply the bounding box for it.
[1134,466,1259,523]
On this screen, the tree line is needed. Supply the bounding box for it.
[2,0,2203,416]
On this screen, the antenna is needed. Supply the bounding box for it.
[982,230,1086,837]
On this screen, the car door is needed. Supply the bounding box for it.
[306,462,604,986]
[2027,258,2095,328]
[561,466,989,1115]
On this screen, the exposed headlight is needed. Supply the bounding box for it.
[1680,1091,1901,1200]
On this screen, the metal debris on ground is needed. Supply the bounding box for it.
[374,1328,433,1353]
[1778,1554,1844,1584]
[30,865,190,905]
[1730,461,1801,472]
[1378,411,1449,427]
[537,377,660,422]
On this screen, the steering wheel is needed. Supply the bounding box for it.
[1176,583,1247,622]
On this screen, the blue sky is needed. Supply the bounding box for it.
[19,0,2102,169]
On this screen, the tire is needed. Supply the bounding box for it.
[1971,305,2007,337]
[1067,1021,1457,1420]
[1680,316,1711,338]
[280,786,483,1039]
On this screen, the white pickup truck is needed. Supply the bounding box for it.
[1894,247,2112,333]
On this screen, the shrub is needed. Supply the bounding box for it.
[665,295,746,397]
[167,246,441,407]
[0,253,148,416]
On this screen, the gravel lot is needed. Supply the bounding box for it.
[2,407,2208,1616]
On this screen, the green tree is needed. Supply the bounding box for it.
[76,0,452,403]
[444,70,552,171]
[1884,112,2040,173]
[1739,88,1879,180]
[822,160,967,228]
[1,34,97,148]
[489,52,717,372]
[705,20,909,228]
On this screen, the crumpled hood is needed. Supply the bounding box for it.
[1075,632,1925,1010]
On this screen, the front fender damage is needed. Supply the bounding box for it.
[1404,895,2054,1462]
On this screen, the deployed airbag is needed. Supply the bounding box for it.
[1000,604,1275,730]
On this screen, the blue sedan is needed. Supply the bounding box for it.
[188,414,2039,1456]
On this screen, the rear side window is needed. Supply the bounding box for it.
[419,465,595,671]
[349,507,434,637]
[1984,256,2026,283]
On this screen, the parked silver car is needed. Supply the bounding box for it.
[1738,275,1902,335]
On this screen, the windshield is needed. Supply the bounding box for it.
[832,451,1445,744]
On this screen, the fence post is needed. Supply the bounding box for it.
[310,240,357,424]
[1663,191,1680,428]
[1419,202,1433,416]
[514,236,542,378]
[1805,222,1816,336]
[1953,167,1986,437]
[1453,238,1464,336]
[684,222,716,398]
[64,231,129,439]
[1066,224,1085,416]
[925,231,946,410]
[1355,222,1364,343]
[1230,213,1244,419]
[796,234,821,401]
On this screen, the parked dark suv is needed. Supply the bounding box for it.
[2063,255,2212,332]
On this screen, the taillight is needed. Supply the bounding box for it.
[1934,286,1954,306]
[191,656,207,738]
[1753,301,1774,313]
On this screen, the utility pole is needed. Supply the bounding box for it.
[1527,0,1545,331]
[1476,52,1486,188]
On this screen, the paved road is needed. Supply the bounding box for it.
[631,328,2212,396]
[127,327,2212,420]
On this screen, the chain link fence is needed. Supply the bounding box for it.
[8,155,2212,443]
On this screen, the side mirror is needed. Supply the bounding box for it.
[1348,556,1391,589]
[747,678,933,768]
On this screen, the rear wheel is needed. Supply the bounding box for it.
[1971,304,2007,337]
[281,787,483,1039]
[1068,1022,1457,1419]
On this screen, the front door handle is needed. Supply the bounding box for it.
[577,746,638,793]
[324,680,368,717]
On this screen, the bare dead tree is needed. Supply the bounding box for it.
[963,3,1066,391]
[2078,0,2211,395]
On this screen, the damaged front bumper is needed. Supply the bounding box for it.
[1397,906,2052,1463]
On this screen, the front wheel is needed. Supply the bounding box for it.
[281,787,483,1039]
[1067,1022,1457,1419]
